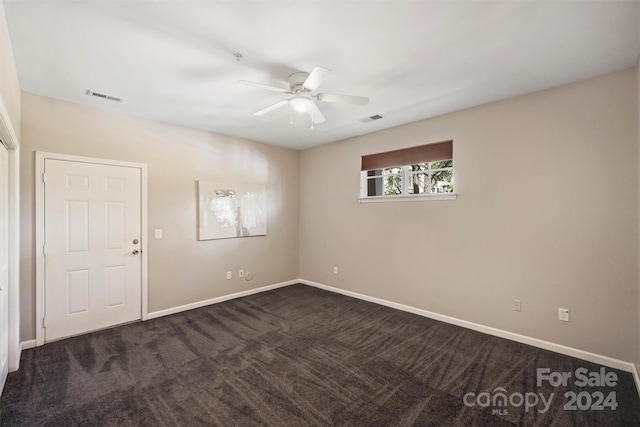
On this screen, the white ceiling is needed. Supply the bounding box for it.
[4,1,640,150]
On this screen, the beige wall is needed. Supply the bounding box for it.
[0,0,19,138]
[20,92,299,340]
[300,67,639,362]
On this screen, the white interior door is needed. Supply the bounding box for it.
[44,159,142,341]
[0,144,9,392]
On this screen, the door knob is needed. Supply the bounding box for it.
[132,249,140,255]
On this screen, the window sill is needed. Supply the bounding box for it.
[358,194,458,203]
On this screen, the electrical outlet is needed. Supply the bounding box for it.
[559,308,570,322]
[239,269,244,278]
[154,229,162,239]
[513,299,522,312]
[333,266,338,275]
[226,271,232,280]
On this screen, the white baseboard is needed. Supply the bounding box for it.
[147,280,298,320]
[633,364,640,396]
[20,340,36,351]
[299,279,637,374]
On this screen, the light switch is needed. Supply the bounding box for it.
[154,229,163,239]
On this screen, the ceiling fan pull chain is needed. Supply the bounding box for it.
[289,104,293,126]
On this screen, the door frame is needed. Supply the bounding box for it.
[0,96,19,373]
[35,151,148,346]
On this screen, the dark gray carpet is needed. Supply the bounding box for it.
[1,284,639,426]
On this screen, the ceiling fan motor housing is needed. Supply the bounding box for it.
[288,72,310,93]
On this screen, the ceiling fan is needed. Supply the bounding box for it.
[238,66,369,124]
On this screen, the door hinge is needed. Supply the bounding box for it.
[42,172,47,183]
[43,245,47,256]
[42,318,47,328]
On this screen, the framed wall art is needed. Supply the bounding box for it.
[197,181,267,240]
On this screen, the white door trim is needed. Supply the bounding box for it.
[0,93,20,373]
[35,152,148,346]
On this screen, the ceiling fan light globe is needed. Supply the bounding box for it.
[290,96,312,113]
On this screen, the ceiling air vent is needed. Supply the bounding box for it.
[85,90,124,103]
[360,114,383,123]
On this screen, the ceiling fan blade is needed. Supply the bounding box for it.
[317,93,369,105]
[303,66,331,91]
[254,100,290,116]
[238,80,291,94]
[308,102,326,124]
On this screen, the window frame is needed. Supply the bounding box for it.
[359,161,456,202]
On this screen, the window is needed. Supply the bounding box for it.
[360,140,455,200]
